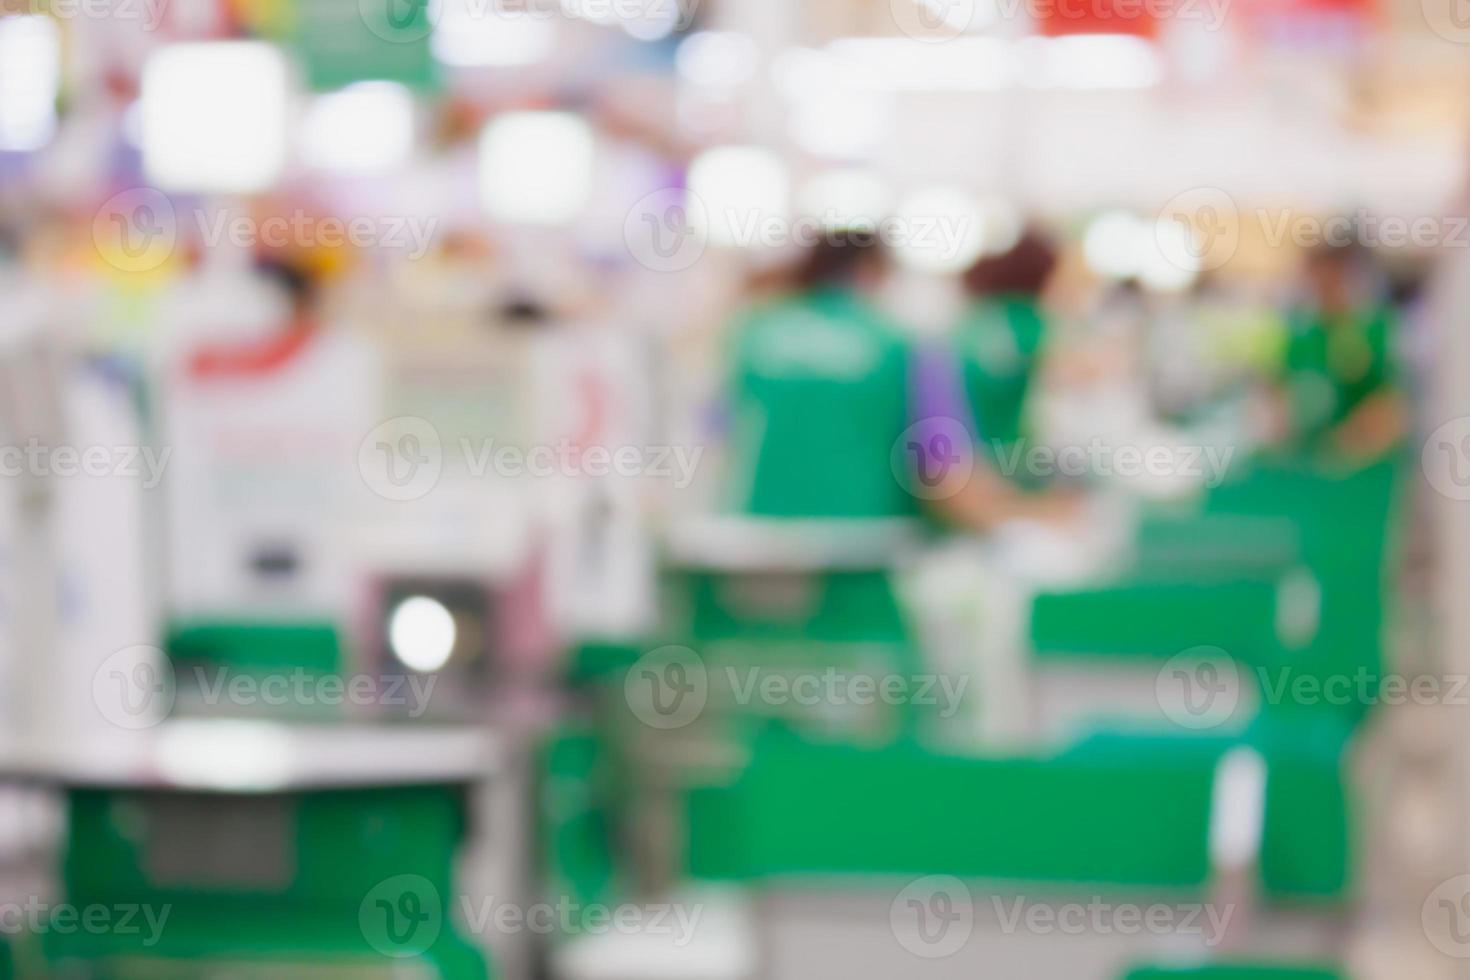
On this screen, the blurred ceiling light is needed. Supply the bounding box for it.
[910,0,997,33]
[977,196,1023,255]
[0,16,61,153]
[620,3,680,41]
[1021,34,1163,90]
[788,86,893,159]
[797,170,893,229]
[478,111,594,225]
[301,82,414,175]
[431,0,556,67]
[823,37,1015,92]
[1083,210,1147,279]
[676,31,759,90]
[558,0,680,40]
[891,186,987,273]
[770,47,828,101]
[687,146,789,248]
[142,41,288,193]
[1141,216,1201,291]
[389,595,457,672]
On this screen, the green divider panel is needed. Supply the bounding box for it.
[1248,713,1354,900]
[686,728,1224,889]
[540,725,617,914]
[292,0,439,91]
[1030,578,1281,662]
[166,620,342,678]
[51,785,489,977]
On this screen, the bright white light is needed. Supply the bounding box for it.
[141,42,288,193]
[915,0,995,31]
[620,4,680,41]
[1141,217,1200,292]
[789,85,893,159]
[0,16,61,152]
[977,197,1023,255]
[389,595,457,672]
[770,47,828,101]
[824,37,1015,92]
[687,146,789,249]
[891,186,987,273]
[157,721,293,791]
[676,31,759,90]
[432,0,556,67]
[301,82,415,175]
[479,111,594,225]
[1021,34,1162,90]
[1083,210,1147,279]
[1209,746,1267,871]
[561,0,616,25]
[797,170,893,229]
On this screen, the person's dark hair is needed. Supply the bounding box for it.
[255,256,318,315]
[962,229,1058,298]
[792,230,883,291]
[1304,237,1365,269]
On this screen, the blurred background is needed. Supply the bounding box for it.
[2,0,1470,977]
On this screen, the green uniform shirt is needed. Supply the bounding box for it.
[1282,304,1395,446]
[954,295,1047,458]
[726,288,917,519]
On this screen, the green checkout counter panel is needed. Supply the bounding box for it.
[5,723,497,979]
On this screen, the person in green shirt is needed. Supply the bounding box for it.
[724,231,917,520]
[723,232,1079,529]
[1278,243,1406,462]
[953,229,1058,473]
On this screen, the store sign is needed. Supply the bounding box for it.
[292,0,437,90]
[1036,0,1159,38]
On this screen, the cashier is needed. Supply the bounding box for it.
[723,233,1078,529]
[1278,243,1405,461]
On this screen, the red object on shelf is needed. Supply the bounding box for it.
[1037,0,1159,38]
